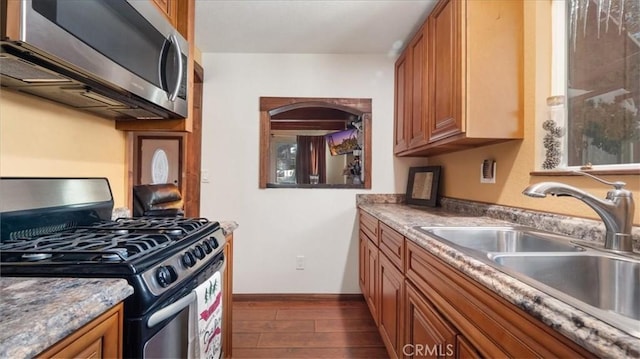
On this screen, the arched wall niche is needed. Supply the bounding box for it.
[259,97,372,189]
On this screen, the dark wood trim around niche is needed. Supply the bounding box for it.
[259,97,372,190]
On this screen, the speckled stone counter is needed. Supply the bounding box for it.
[359,203,640,359]
[0,277,133,359]
[219,220,239,236]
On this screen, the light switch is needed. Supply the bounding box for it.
[201,169,210,183]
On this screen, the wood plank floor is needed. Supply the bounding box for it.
[232,297,389,358]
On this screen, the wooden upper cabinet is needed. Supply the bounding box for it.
[394,0,524,156]
[152,0,178,27]
[393,51,410,154]
[408,23,429,149]
[429,0,462,143]
[394,21,430,154]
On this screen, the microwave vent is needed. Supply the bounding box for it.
[81,91,128,107]
[0,56,72,83]
[113,108,166,120]
[18,86,122,109]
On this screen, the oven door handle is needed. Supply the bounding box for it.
[147,291,196,328]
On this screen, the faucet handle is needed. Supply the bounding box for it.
[573,171,626,190]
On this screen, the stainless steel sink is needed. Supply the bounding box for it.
[493,254,640,321]
[417,226,585,253]
[415,225,640,338]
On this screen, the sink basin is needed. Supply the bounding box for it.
[416,225,640,337]
[417,226,584,253]
[492,254,640,322]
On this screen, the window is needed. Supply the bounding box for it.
[272,138,297,184]
[553,0,639,169]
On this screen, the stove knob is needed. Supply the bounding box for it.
[156,266,176,288]
[182,252,196,268]
[194,244,206,259]
[208,237,219,249]
[202,241,213,254]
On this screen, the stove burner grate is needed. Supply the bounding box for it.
[0,232,174,263]
[76,217,211,238]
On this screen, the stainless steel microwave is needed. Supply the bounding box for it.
[0,0,188,120]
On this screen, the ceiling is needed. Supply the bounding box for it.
[194,0,438,55]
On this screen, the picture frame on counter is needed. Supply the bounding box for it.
[406,166,441,207]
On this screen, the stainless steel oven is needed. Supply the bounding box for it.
[0,177,225,358]
[145,255,225,359]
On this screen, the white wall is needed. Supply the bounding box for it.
[200,53,427,293]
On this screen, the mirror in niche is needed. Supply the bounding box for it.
[259,97,372,189]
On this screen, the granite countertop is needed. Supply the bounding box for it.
[359,203,640,359]
[0,277,134,359]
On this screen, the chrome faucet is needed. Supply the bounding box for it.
[522,172,635,252]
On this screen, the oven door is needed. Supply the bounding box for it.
[144,254,225,359]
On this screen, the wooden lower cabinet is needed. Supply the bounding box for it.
[359,231,367,293]
[365,235,380,326]
[456,335,482,359]
[37,303,123,359]
[359,215,597,358]
[379,253,404,359]
[404,282,457,358]
[405,240,595,358]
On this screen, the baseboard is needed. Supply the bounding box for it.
[233,293,365,302]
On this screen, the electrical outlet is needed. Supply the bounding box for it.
[480,160,496,184]
[296,255,305,270]
[201,169,210,183]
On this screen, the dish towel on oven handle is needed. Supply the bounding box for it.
[189,271,222,359]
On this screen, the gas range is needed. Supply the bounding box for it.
[0,177,227,358]
[0,216,224,297]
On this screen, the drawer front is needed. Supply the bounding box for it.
[359,210,379,245]
[379,222,404,270]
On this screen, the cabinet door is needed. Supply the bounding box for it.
[359,231,367,293]
[394,51,410,154]
[38,304,123,359]
[404,282,457,359]
[408,24,429,149]
[379,253,404,359]
[429,0,463,143]
[365,237,380,325]
[456,335,482,359]
[152,0,177,26]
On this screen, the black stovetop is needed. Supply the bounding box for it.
[0,217,220,271]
